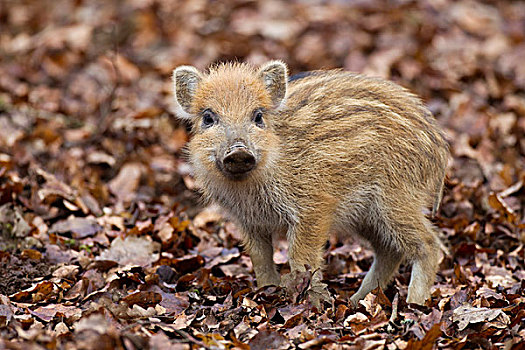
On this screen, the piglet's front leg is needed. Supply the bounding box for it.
[243,227,280,287]
[281,210,334,308]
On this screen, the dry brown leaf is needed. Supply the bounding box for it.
[97,236,160,267]
[452,304,509,331]
[108,163,144,203]
[50,217,102,239]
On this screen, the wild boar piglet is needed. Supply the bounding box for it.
[172,61,449,305]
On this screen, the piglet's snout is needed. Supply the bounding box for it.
[222,142,256,175]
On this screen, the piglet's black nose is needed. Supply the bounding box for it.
[223,148,256,175]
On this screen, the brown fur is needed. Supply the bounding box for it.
[172,61,449,305]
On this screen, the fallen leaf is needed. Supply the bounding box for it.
[248,329,289,350]
[108,163,144,203]
[50,217,102,239]
[121,291,162,309]
[97,236,160,267]
[452,304,510,331]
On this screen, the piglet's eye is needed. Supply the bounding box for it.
[253,110,264,128]
[202,110,217,128]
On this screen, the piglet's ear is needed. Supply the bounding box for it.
[172,65,202,119]
[258,60,288,109]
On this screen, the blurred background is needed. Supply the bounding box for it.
[0,0,524,347]
[2,0,524,204]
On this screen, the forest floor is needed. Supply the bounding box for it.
[0,0,524,349]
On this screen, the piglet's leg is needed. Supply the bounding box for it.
[407,223,441,304]
[350,249,403,306]
[284,210,333,307]
[243,227,280,287]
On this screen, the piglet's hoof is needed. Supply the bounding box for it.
[280,270,310,295]
[306,282,334,309]
[280,270,333,309]
[349,294,362,308]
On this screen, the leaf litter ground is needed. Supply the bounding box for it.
[0,0,524,349]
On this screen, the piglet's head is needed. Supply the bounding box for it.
[172,61,287,182]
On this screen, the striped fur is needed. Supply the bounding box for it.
[172,62,449,305]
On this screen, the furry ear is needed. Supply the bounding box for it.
[258,60,288,109]
[172,65,202,119]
